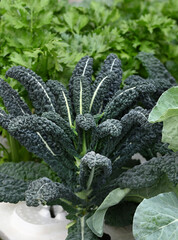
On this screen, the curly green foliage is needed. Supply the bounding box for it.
[73,76,92,115]
[76,114,96,131]
[0,53,176,239]
[0,78,31,116]
[6,66,56,114]
[25,177,80,207]
[46,80,74,125]
[90,54,122,114]
[0,109,13,130]
[1,0,178,87]
[79,151,112,189]
[69,56,93,109]
[136,52,175,86]
[0,173,28,203]
[0,161,61,203]
[42,111,76,140]
[106,153,178,192]
[0,161,60,182]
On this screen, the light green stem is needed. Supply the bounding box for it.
[81,131,87,157]
[8,135,20,162]
[87,167,95,191]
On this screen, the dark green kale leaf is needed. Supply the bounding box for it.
[89,72,117,115]
[95,119,122,139]
[69,56,93,108]
[6,66,56,114]
[73,76,92,115]
[79,151,112,189]
[0,109,13,130]
[0,161,60,182]
[0,173,28,203]
[7,114,78,157]
[25,177,80,207]
[109,152,178,191]
[42,111,76,140]
[137,52,175,85]
[46,80,74,125]
[0,78,31,116]
[0,161,61,203]
[76,114,96,131]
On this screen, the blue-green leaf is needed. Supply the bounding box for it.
[133,192,178,240]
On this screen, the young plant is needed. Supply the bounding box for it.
[0,53,177,239]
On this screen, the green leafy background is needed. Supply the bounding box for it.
[0,0,178,85]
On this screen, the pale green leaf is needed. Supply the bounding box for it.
[133,192,178,240]
[87,188,130,237]
[9,53,32,68]
[162,116,178,151]
[32,0,50,13]
[148,86,178,123]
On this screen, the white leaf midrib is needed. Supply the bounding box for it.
[89,75,108,112]
[110,58,117,72]
[26,72,55,112]
[82,58,90,77]
[36,132,56,156]
[62,90,72,126]
[80,79,83,115]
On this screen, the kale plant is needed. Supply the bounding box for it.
[0,53,177,239]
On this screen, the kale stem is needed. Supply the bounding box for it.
[81,131,87,157]
[74,156,80,168]
[8,135,19,162]
[0,143,9,157]
[87,166,95,191]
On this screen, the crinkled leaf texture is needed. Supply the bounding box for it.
[0,161,58,203]
[66,216,99,240]
[133,192,178,240]
[110,153,178,190]
[97,152,178,205]
[6,66,56,115]
[79,151,112,189]
[87,188,130,237]
[25,177,80,207]
[0,173,28,203]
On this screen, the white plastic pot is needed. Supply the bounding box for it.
[0,202,134,240]
[0,202,70,240]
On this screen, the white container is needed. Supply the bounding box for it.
[0,202,134,240]
[0,202,70,240]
